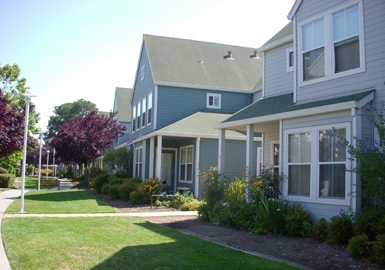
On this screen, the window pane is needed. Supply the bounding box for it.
[319,164,345,198]
[289,51,294,67]
[289,133,311,163]
[303,47,325,81]
[313,19,325,48]
[302,23,313,51]
[180,164,186,180]
[335,37,359,73]
[181,148,186,163]
[273,144,279,166]
[289,165,310,196]
[346,5,359,37]
[187,164,193,181]
[333,10,345,41]
[187,147,193,163]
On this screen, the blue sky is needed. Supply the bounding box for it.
[0,0,295,132]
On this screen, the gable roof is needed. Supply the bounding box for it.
[113,87,133,121]
[143,35,263,92]
[288,0,303,20]
[217,91,375,129]
[259,21,293,52]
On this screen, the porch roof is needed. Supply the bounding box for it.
[217,91,375,131]
[157,111,246,139]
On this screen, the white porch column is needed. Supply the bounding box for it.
[149,137,155,178]
[246,124,255,203]
[155,135,162,179]
[218,129,226,177]
[195,137,201,198]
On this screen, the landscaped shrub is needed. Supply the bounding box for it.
[252,166,284,200]
[354,207,384,241]
[92,173,110,193]
[108,184,120,199]
[129,178,161,204]
[197,201,210,221]
[255,197,289,235]
[328,210,354,245]
[40,169,53,177]
[284,203,313,237]
[347,234,371,258]
[373,234,385,264]
[223,177,246,204]
[313,218,329,242]
[210,203,233,227]
[0,174,15,188]
[200,166,223,209]
[179,195,201,211]
[90,167,106,179]
[233,202,255,231]
[119,178,141,201]
[101,183,110,195]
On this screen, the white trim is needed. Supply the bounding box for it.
[271,140,280,170]
[283,122,352,206]
[149,137,154,178]
[288,0,302,20]
[256,147,263,176]
[216,100,359,129]
[147,92,153,126]
[286,48,294,72]
[206,93,221,109]
[179,144,194,183]
[155,81,258,94]
[195,137,201,197]
[298,0,365,87]
[154,85,158,130]
[259,35,293,52]
[156,136,162,179]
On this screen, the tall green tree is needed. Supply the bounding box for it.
[103,147,133,176]
[46,99,97,139]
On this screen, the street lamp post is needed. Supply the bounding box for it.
[46,150,50,179]
[37,133,43,191]
[53,148,56,177]
[20,90,36,213]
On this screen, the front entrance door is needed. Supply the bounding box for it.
[161,150,176,192]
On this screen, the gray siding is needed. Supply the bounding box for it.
[264,44,294,98]
[156,86,250,130]
[294,0,385,105]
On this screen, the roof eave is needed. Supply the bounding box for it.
[259,35,293,52]
[288,0,303,20]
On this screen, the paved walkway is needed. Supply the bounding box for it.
[0,187,197,270]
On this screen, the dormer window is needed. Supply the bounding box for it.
[207,93,221,109]
[300,2,364,85]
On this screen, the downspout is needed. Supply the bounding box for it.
[293,17,297,103]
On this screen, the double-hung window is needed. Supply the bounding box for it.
[300,2,363,84]
[142,97,146,127]
[137,102,141,130]
[147,92,152,125]
[180,145,193,182]
[132,105,136,132]
[285,124,349,204]
[135,147,143,178]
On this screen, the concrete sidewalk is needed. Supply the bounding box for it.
[0,188,197,270]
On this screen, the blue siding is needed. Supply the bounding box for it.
[157,86,251,129]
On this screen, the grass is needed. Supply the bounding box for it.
[5,190,116,214]
[2,217,299,269]
[2,190,300,269]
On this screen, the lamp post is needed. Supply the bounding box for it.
[46,149,50,179]
[20,90,36,213]
[37,133,43,191]
[53,148,56,177]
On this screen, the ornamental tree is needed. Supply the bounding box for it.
[0,89,36,159]
[50,110,125,186]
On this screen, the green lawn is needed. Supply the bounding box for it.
[5,190,116,214]
[2,190,301,270]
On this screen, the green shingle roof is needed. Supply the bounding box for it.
[144,35,263,91]
[159,111,245,137]
[262,21,293,47]
[223,91,374,123]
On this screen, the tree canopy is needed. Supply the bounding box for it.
[50,111,126,186]
[103,147,132,176]
[46,99,97,139]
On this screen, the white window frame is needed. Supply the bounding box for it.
[141,97,146,127]
[135,147,143,178]
[136,101,141,130]
[140,65,145,81]
[206,93,221,109]
[283,123,351,205]
[299,1,365,87]
[147,92,153,126]
[132,105,136,133]
[286,48,294,72]
[271,140,280,174]
[179,145,194,183]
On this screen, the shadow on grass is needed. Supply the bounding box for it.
[22,190,109,206]
[90,221,297,270]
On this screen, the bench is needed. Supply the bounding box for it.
[151,194,181,208]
